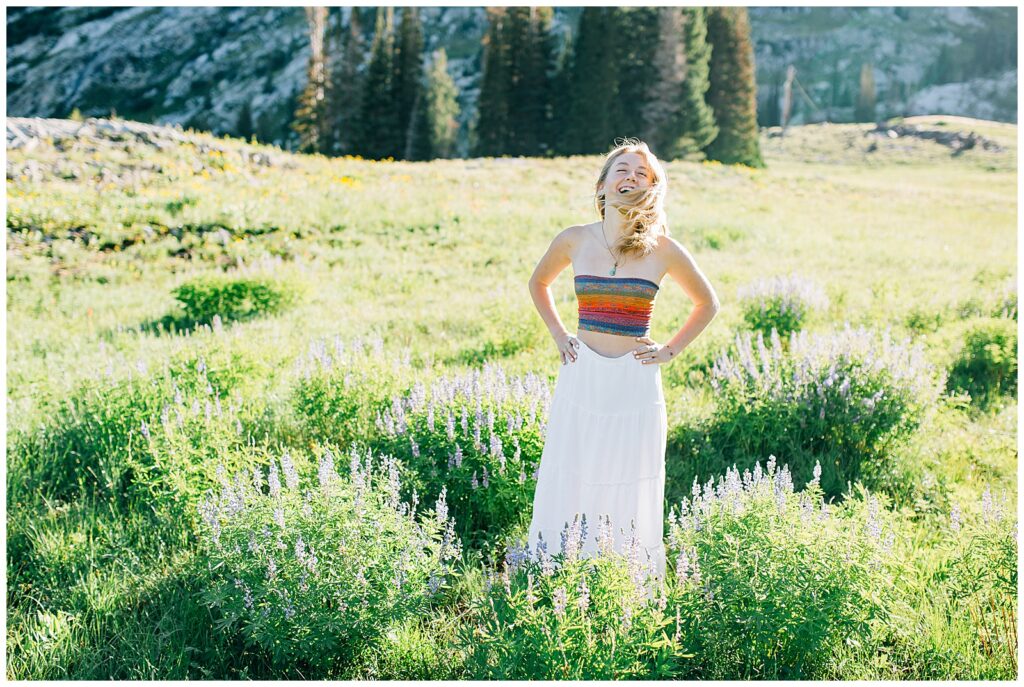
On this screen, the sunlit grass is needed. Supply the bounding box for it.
[6,116,1017,678]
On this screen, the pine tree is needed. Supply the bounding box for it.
[473,7,510,157]
[703,6,764,167]
[395,6,425,160]
[236,98,255,142]
[360,7,400,159]
[643,7,686,157]
[501,6,556,157]
[855,62,877,123]
[328,7,367,156]
[531,7,560,157]
[567,8,619,154]
[614,7,660,143]
[291,6,330,154]
[503,7,529,156]
[549,29,574,156]
[418,48,461,159]
[678,7,718,154]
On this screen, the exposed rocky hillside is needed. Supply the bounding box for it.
[7,6,1017,153]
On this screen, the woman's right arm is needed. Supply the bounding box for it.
[528,226,580,363]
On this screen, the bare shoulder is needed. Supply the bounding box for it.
[657,233,698,267]
[554,223,587,257]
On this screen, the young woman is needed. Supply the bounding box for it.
[526,139,720,587]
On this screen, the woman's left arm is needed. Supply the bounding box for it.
[658,237,721,361]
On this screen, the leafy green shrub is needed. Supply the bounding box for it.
[171,274,302,324]
[946,317,1018,408]
[990,286,1017,320]
[904,305,946,334]
[680,324,945,499]
[458,515,683,679]
[865,486,1020,681]
[9,347,269,512]
[196,446,461,677]
[368,362,550,552]
[955,279,1017,322]
[461,457,904,680]
[289,333,415,451]
[666,457,904,679]
[933,487,1017,672]
[737,273,828,340]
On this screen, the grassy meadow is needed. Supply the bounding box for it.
[5,114,1018,679]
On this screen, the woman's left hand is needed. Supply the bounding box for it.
[633,336,671,365]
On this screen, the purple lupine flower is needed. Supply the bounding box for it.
[949,503,963,533]
[865,496,882,540]
[470,471,479,490]
[435,486,449,526]
[981,486,994,523]
[525,573,538,605]
[560,514,583,562]
[552,587,567,618]
[676,549,691,582]
[533,533,546,561]
[280,451,299,490]
[596,514,615,555]
[621,603,633,630]
[318,449,336,491]
[428,572,444,595]
[140,420,150,440]
[577,577,591,613]
[504,540,530,576]
[268,462,282,499]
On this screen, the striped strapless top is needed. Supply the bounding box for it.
[574,274,660,338]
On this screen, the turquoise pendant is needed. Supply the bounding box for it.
[609,265,617,276]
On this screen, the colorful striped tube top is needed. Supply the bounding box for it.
[574,274,660,338]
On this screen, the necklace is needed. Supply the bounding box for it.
[597,223,623,275]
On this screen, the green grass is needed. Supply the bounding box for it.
[6,115,1017,678]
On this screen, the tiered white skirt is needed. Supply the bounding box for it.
[527,335,668,584]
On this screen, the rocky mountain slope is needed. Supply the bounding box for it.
[7,6,1017,153]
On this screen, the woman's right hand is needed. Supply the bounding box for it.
[557,332,580,365]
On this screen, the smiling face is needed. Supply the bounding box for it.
[602,152,654,198]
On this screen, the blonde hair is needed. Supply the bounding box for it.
[593,138,670,259]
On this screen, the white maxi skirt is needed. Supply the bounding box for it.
[527,335,668,584]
